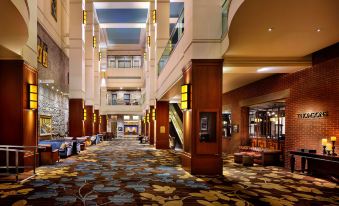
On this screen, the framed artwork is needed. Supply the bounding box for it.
[42,43,48,68]
[40,115,52,136]
[51,0,57,22]
[37,36,43,63]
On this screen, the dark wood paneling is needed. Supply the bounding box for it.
[182,59,223,175]
[99,115,107,133]
[93,110,99,135]
[149,106,155,145]
[155,101,169,149]
[69,99,85,137]
[0,60,38,167]
[85,105,94,136]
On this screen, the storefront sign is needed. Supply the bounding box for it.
[297,111,328,119]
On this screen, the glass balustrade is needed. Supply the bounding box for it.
[158,8,184,76]
[222,0,232,38]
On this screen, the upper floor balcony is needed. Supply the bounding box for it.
[107,55,143,69]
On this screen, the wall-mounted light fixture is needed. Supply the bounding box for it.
[83,108,87,121]
[143,52,146,61]
[152,108,156,121]
[147,36,151,47]
[29,84,38,110]
[83,10,87,24]
[94,113,97,123]
[100,116,102,124]
[152,10,157,24]
[93,36,97,48]
[181,84,191,110]
[147,113,150,123]
[99,52,102,61]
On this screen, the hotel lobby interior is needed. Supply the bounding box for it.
[0,0,338,205]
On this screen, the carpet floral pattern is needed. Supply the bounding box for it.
[0,139,338,206]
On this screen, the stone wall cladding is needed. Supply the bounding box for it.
[38,85,69,136]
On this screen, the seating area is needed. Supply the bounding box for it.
[38,134,104,166]
[234,146,282,166]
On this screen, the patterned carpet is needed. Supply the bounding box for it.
[0,139,338,206]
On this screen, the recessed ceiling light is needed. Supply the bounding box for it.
[268,28,273,32]
[316,28,321,32]
[56,89,59,92]
[46,84,49,86]
[51,86,54,89]
[120,87,123,90]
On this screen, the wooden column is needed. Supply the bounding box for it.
[0,60,38,167]
[181,59,223,175]
[145,110,149,137]
[84,105,94,136]
[155,101,169,149]
[93,109,99,134]
[69,99,85,137]
[148,106,155,145]
[99,115,107,133]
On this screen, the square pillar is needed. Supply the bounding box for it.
[148,106,155,145]
[0,60,38,167]
[93,109,99,134]
[84,105,94,136]
[155,101,169,149]
[69,99,85,137]
[181,59,223,175]
[99,115,107,133]
[145,110,149,137]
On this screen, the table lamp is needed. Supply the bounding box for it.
[322,138,327,154]
[326,143,332,155]
[331,136,337,156]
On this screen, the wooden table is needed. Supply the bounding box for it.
[290,151,339,179]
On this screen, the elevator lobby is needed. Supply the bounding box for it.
[0,0,338,205]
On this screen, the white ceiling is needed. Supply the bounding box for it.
[226,0,339,57]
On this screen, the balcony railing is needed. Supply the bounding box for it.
[107,55,143,69]
[108,99,141,106]
[222,0,232,38]
[158,8,184,76]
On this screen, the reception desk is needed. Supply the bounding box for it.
[290,151,339,180]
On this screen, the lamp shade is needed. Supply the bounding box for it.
[331,136,336,141]
[322,138,327,146]
[29,84,38,109]
[181,84,191,110]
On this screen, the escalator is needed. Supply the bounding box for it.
[169,103,183,149]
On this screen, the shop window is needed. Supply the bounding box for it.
[124,94,130,105]
[249,104,285,140]
[222,113,232,137]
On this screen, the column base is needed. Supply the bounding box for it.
[181,152,223,175]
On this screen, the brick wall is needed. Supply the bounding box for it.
[222,44,339,168]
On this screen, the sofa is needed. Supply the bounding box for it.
[235,146,282,166]
[64,137,81,155]
[39,140,72,158]
[90,135,100,145]
[38,144,59,165]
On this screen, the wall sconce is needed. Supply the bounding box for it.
[100,116,102,124]
[181,84,191,110]
[147,36,151,47]
[152,10,157,24]
[83,108,87,121]
[147,113,150,123]
[94,113,97,123]
[93,36,97,48]
[83,10,87,24]
[99,52,102,61]
[143,52,147,61]
[29,84,38,110]
[152,108,156,121]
